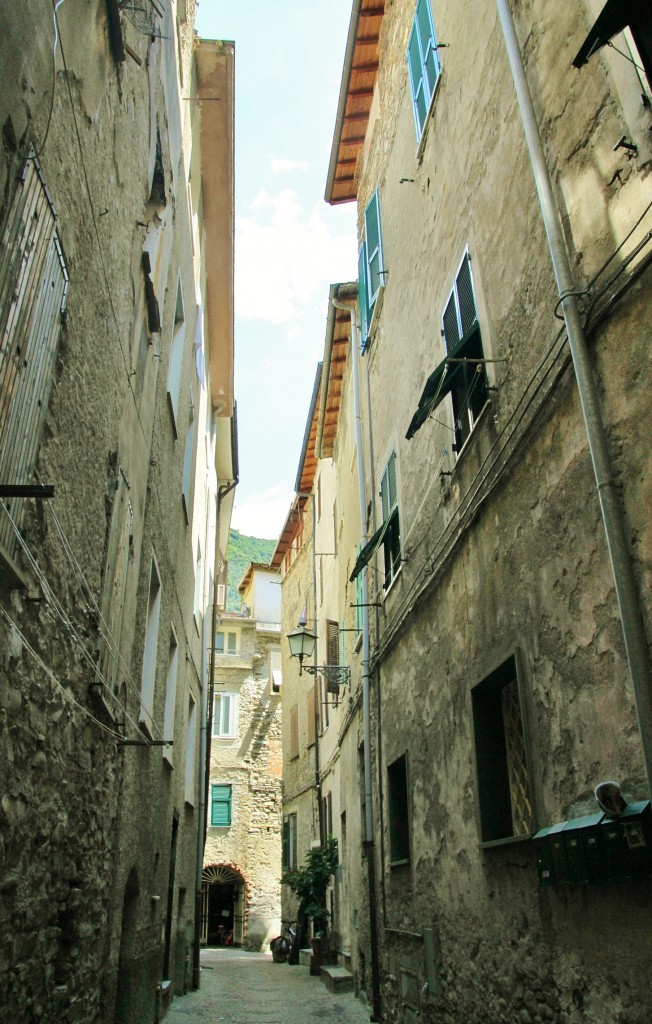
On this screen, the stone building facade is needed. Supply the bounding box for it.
[0,3,236,1022]
[286,0,652,1022]
[203,564,283,952]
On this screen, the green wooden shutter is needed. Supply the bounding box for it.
[282,818,289,870]
[358,243,370,350]
[364,190,384,306]
[211,784,232,826]
[407,0,441,140]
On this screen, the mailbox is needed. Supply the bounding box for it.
[533,826,555,887]
[533,800,651,888]
[563,812,604,884]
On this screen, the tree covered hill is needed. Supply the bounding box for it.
[226,529,276,611]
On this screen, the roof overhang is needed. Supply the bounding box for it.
[196,39,235,414]
[325,0,386,205]
[317,282,357,459]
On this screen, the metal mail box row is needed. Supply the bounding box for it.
[533,800,651,887]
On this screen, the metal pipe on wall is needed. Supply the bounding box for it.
[497,0,652,794]
[331,294,381,1021]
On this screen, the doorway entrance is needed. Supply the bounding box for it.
[201,864,246,946]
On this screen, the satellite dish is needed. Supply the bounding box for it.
[594,780,627,818]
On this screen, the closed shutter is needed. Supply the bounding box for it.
[0,154,68,559]
[211,784,232,826]
[282,818,289,870]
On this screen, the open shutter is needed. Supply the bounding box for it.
[358,243,370,350]
[364,190,384,306]
[381,452,397,524]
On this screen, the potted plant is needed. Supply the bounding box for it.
[281,837,338,972]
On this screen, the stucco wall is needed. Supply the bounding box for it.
[334,0,652,1021]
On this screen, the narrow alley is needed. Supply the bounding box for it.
[165,949,372,1024]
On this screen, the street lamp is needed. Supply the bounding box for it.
[287,621,351,690]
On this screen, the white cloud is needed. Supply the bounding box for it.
[269,155,310,175]
[231,485,294,541]
[235,187,356,324]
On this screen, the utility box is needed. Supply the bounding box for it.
[563,812,603,885]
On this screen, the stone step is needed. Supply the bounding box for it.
[299,947,312,967]
[320,965,354,994]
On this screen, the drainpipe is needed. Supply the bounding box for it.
[331,294,381,1021]
[497,0,652,794]
[297,490,324,846]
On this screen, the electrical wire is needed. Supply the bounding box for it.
[31,0,67,161]
[372,207,652,664]
[0,604,126,743]
[53,11,208,684]
[0,500,159,743]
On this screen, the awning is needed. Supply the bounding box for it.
[573,0,633,67]
[350,515,393,582]
[405,325,479,440]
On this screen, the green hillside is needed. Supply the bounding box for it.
[226,530,276,611]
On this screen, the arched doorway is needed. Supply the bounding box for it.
[201,864,247,947]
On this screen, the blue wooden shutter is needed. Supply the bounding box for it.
[364,190,384,307]
[358,243,370,350]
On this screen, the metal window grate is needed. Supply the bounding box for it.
[118,0,159,36]
[0,155,68,561]
[502,679,533,836]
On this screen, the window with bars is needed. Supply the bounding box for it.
[380,452,401,589]
[211,784,233,827]
[358,189,385,351]
[407,0,442,141]
[0,154,68,564]
[213,692,238,738]
[441,251,488,453]
[472,654,534,844]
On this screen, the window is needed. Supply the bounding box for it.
[441,251,488,453]
[140,556,162,734]
[355,546,364,640]
[270,648,282,693]
[215,630,238,655]
[326,620,339,667]
[162,629,179,764]
[306,688,316,747]
[184,695,197,805]
[472,655,534,844]
[387,753,410,864]
[193,540,203,623]
[181,405,196,522]
[408,0,442,141]
[283,812,298,870]
[167,277,185,433]
[290,704,299,758]
[211,784,232,827]
[213,692,238,738]
[358,189,385,351]
[0,153,68,565]
[380,452,401,589]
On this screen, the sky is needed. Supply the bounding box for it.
[194,1,358,539]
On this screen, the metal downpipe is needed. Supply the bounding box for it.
[332,295,381,1021]
[497,0,652,793]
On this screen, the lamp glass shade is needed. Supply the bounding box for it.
[287,625,317,663]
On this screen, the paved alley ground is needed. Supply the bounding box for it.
[166,949,374,1024]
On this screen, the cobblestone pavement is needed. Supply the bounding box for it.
[165,949,374,1024]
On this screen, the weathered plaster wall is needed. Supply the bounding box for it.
[343,0,652,1021]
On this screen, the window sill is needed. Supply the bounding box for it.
[478,832,533,851]
[389,857,410,869]
[354,632,362,654]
